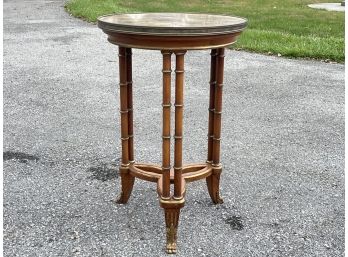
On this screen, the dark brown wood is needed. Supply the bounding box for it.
[206,167,223,204]
[107,32,240,50]
[212,48,225,165]
[162,50,172,199]
[206,47,225,204]
[173,50,186,199]
[117,168,135,204]
[126,48,134,163]
[118,47,129,165]
[116,46,135,204]
[207,49,218,163]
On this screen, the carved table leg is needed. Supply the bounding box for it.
[160,198,185,254]
[206,48,225,204]
[117,46,135,204]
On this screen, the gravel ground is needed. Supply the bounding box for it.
[3,0,345,256]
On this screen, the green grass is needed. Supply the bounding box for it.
[65,0,345,62]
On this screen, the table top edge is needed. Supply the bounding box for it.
[97,12,248,36]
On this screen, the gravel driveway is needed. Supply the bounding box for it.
[3,0,345,256]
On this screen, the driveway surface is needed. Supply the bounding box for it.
[3,0,345,256]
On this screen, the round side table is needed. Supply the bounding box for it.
[97,13,247,254]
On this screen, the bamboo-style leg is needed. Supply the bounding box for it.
[117,46,135,204]
[161,50,172,199]
[126,48,134,163]
[206,48,225,204]
[207,49,217,163]
[160,50,187,254]
[173,50,186,199]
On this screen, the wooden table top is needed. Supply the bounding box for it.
[97,13,247,36]
[98,13,247,50]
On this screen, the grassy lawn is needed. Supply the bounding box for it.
[65,0,344,62]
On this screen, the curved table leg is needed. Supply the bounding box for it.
[206,48,225,204]
[117,46,135,204]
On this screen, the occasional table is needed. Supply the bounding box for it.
[97,13,247,253]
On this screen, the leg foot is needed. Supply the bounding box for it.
[206,167,223,204]
[160,198,185,254]
[165,208,179,254]
[116,167,135,204]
